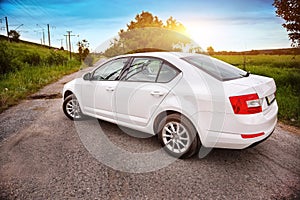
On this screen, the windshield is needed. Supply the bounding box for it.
[182,55,247,81]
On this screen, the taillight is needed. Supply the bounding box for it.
[229,93,262,114]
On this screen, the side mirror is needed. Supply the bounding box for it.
[83,72,91,80]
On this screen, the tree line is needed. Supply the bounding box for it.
[103,11,193,57]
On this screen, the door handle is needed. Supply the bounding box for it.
[150,91,164,97]
[106,87,115,91]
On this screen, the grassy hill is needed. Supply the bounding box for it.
[0,38,81,112]
[0,35,58,49]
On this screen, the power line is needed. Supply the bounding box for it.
[14,24,23,30]
[7,0,39,23]
[0,15,77,49]
[2,0,58,45]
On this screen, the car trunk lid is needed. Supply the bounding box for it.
[226,74,276,111]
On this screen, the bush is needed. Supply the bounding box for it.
[45,51,68,66]
[0,41,21,75]
[276,86,299,125]
[22,52,42,66]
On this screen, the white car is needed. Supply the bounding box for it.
[62,52,278,158]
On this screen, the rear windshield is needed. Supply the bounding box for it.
[182,55,247,81]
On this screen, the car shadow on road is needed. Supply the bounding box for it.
[74,116,267,166]
[193,147,257,161]
[73,117,280,175]
[92,118,263,163]
[95,119,161,153]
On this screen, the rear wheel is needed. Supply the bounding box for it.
[63,94,83,120]
[158,114,200,158]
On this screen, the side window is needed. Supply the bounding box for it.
[124,58,162,82]
[157,62,180,83]
[91,58,128,81]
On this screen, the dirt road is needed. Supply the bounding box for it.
[0,69,299,199]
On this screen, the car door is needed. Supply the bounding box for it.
[81,57,129,120]
[114,57,181,126]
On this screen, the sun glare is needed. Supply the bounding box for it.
[185,20,257,52]
[185,22,219,50]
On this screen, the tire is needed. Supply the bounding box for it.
[158,113,201,159]
[63,94,84,121]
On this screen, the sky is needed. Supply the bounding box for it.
[0,0,291,52]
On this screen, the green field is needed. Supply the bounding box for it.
[0,40,81,112]
[215,55,300,127]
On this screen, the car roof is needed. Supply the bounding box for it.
[113,51,209,59]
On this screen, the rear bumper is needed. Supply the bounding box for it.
[202,118,276,149]
[246,127,275,149]
[194,100,278,149]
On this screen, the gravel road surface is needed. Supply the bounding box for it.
[0,69,299,199]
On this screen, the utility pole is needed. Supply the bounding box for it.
[5,17,9,41]
[57,39,63,49]
[67,31,71,59]
[42,29,45,45]
[36,24,45,45]
[64,31,75,59]
[47,24,51,48]
[65,35,68,51]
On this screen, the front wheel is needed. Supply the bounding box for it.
[158,114,201,158]
[63,94,84,120]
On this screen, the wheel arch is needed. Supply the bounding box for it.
[153,110,200,139]
[154,110,202,158]
[153,110,178,135]
[63,90,73,100]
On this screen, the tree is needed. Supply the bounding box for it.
[77,39,93,66]
[206,46,215,55]
[104,11,191,57]
[8,30,20,41]
[273,0,300,47]
[189,47,201,53]
[77,39,90,60]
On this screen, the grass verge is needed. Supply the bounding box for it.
[0,60,80,113]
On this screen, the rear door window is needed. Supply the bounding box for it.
[121,57,181,83]
[124,58,162,82]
